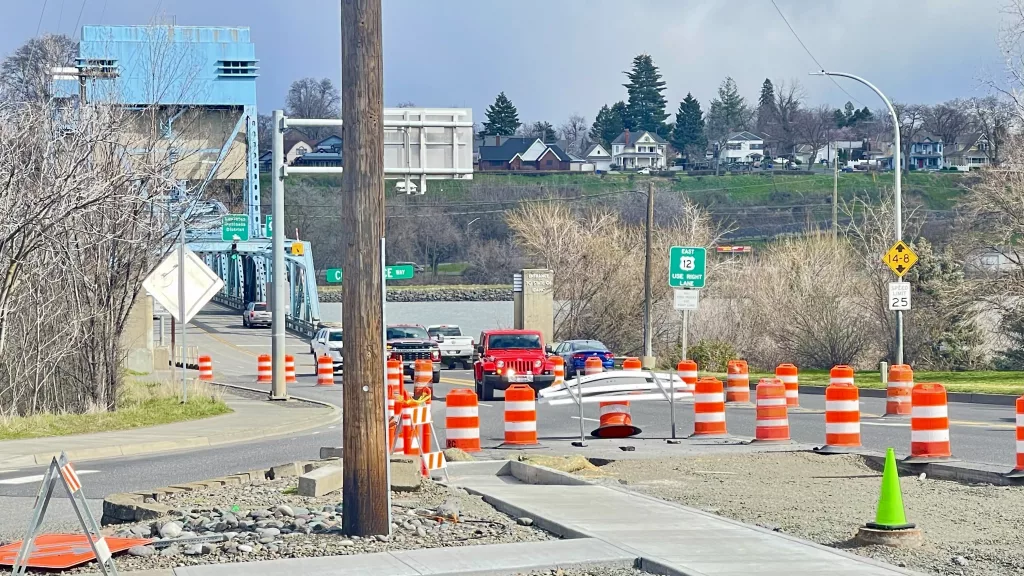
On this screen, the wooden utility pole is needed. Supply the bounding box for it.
[340,0,388,536]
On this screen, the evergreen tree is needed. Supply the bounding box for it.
[611,101,630,131]
[756,78,777,135]
[706,77,752,142]
[590,102,626,148]
[671,93,707,164]
[623,54,669,135]
[481,92,520,136]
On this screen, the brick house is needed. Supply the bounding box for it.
[477,136,572,171]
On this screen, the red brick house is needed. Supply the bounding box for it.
[477,136,572,171]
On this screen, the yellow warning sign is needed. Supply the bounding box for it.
[290,243,304,256]
[882,240,918,278]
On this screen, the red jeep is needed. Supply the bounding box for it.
[473,329,555,401]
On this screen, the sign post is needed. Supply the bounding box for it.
[673,289,699,361]
[882,240,918,364]
[220,214,249,242]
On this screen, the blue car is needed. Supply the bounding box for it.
[552,339,615,376]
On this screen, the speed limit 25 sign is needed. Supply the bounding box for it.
[888,281,911,311]
[669,246,706,288]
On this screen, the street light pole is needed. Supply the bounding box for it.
[643,180,655,369]
[810,70,903,364]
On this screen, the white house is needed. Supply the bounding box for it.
[812,140,866,166]
[944,132,991,171]
[722,131,765,164]
[611,129,667,170]
[584,143,613,172]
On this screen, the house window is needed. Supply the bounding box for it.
[726,143,742,151]
[217,60,259,77]
[546,159,553,166]
[750,143,763,150]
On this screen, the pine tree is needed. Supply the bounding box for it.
[611,101,630,131]
[623,54,669,135]
[671,93,707,164]
[706,77,752,142]
[756,78,777,135]
[590,102,626,148]
[481,92,520,136]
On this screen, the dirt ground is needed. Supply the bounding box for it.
[598,452,1024,576]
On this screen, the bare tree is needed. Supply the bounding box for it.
[285,77,341,139]
[0,34,77,102]
[923,99,973,149]
[557,114,588,156]
[257,113,274,151]
[970,96,1015,165]
[794,104,834,170]
[889,103,926,173]
[768,78,804,158]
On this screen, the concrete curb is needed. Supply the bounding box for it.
[857,449,1024,487]
[0,384,341,469]
[798,384,1019,406]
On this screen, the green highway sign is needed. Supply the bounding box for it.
[386,264,414,280]
[264,215,272,238]
[221,214,249,242]
[323,265,414,284]
[668,246,706,288]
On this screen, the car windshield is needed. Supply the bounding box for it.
[328,331,343,342]
[252,303,267,312]
[388,326,428,339]
[573,340,607,351]
[428,327,462,337]
[488,334,542,350]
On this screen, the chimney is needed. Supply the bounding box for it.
[495,135,501,146]
[624,129,630,147]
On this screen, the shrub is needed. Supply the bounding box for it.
[688,339,737,372]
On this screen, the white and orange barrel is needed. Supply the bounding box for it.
[910,382,951,460]
[284,354,297,384]
[755,378,790,442]
[725,360,750,403]
[677,359,698,394]
[692,377,727,436]
[584,356,604,376]
[198,355,214,381]
[387,359,402,452]
[591,401,641,438]
[503,384,539,446]
[550,356,564,388]
[256,354,272,383]
[316,355,334,386]
[823,365,861,449]
[445,389,481,452]
[1011,396,1024,476]
[413,359,433,452]
[775,363,798,408]
[886,364,913,416]
[401,402,421,457]
[622,357,641,371]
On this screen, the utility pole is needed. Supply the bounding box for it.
[832,148,838,241]
[340,0,389,536]
[643,180,655,369]
[270,109,287,401]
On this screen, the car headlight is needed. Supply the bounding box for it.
[506,367,516,377]
[496,360,505,368]
[533,359,542,369]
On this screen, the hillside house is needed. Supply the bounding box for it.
[944,132,991,171]
[721,131,765,165]
[611,129,667,170]
[584,143,613,172]
[477,136,572,171]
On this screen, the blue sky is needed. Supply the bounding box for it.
[0,0,1010,126]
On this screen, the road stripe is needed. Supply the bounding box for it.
[440,378,473,387]
[0,470,98,485]
[861,421,910,428]
[570,416,600,423]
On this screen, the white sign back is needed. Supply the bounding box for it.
[888,281,911,311]
[142,247,224,323]
[673,289,700,311]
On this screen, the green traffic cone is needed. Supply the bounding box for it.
[867,448,915,530]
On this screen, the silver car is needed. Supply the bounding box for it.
[242,302,271,328]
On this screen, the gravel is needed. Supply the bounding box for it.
[598,452,1024,576]
[61,472,553,573]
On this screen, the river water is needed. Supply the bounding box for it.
[319,301,513,341]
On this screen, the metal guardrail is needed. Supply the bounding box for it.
[172,345,200,370]
[213,293,245,311]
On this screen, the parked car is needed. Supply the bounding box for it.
[552,339,615,376]
[310,326,344,372]
[427,325,475,369]
[637,167,651,175]
[473,329,555,400]
[841,166,855,173]
[242,302,271,328]
[387,324,441,383]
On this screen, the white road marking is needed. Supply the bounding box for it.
[327,425,337,430]
[0,470,17,474]
[861,421,910,427]
[570,416,600,423]
[477,403,493,408]
[0,470,99,485]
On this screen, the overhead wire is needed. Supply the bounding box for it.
[73,0,88,37]
[36,0,49,35]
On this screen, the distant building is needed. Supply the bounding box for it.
[611,129,667,169]
[477,136,572,171]
[944,132,991,171]
[908,133,944,170]
[283,130,316,165]
[721,131,764,165]
[584,143,613,172]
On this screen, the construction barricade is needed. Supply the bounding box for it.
[886,364,913,417]
[754,378,790,442]
[413,359,433,454]
[692,377,728,437]
[316,356,334,386]
[549,356,565,388]
[284,354,297,384]
[775,363,798,408]
[445,389,481,452]
[198,355,214,381]
[256,354,272,383]
[677,360,698,394]
[390,396,448,479]
[502,384,539,447]
[907,382,951,462]
[726,360,750,403]
[819,365,861,452]
[1008,396,1024,478]
[387,359,402,453]
[592,357,643,438]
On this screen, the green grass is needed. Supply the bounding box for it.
[0,378,232,440]
[435,262,469,275]
[705,369,1024,395]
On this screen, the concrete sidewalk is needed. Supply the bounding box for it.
[0,391,339,468]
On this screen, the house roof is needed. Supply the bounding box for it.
[546,144,572,162]
[913,132,942,143]
[316,135,343,147]
[584,143,609,158]
[611,130,667,145]
[727,131,763,142]
[283,129,315,152]
[478,137,537,162]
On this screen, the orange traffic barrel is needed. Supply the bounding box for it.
[691,377,727,437]
[445,389,481,452]
[316,356,334,386]
[198,355,214,381]
[1009,396,1024,477]
[677,360,698,394]
[754,378,790,442]
[886,364,913,416]
[256,354,271,383]
[775,363,799,408]
[622,357,642,371]
[819,365,861,452]
[502,384,539,446]
[584,356,604,376]
[284,354,297,384]
[591,401,642,438]
[726,360,750,403]
[549,356,565,388]
[908,382,952,461]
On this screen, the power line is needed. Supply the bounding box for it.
[768,0,866,109]
[56,0,66,33]
[36,0,49,35]
[98,0,107,23]
[73,0,88,37]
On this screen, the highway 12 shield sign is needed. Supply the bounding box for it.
[669,246,706,289]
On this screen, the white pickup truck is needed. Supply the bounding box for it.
[427,325,475,369]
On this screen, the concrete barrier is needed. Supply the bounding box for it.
[298,465,343,497]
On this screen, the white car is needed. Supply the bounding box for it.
[427,324,475,369]
[637,167,651,175]
[310,327,343,372]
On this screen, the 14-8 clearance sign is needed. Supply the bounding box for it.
[668,246,706,289]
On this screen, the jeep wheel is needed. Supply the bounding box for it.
[481,381,495,402]
[432,370,441,384]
